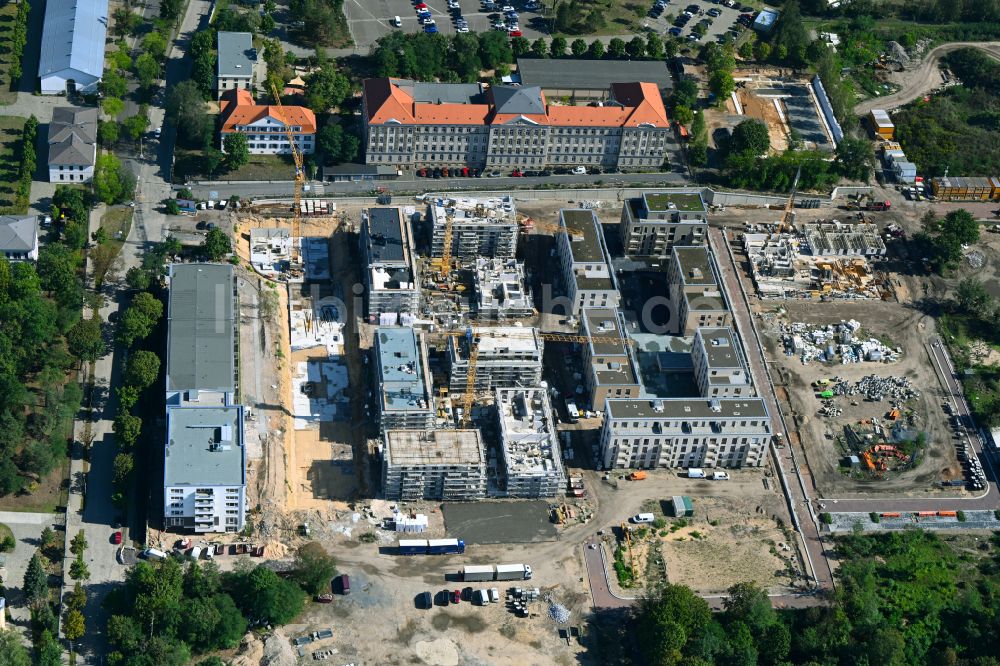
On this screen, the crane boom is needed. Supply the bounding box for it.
[780,165,801,232]
[269,81,305,261]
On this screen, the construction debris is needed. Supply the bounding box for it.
[781,320,901,364]
[547,601,571,624]
[831,375,919,402]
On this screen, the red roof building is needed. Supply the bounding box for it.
[361,78,670,171]
[219,88,317,155]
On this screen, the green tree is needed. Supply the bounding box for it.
[230,565,305,624]
[68,554,88,580]
[317,123,359,165]
[167,81,213,149]
[587,39,605,59]
[202,148,226,177]
[292,542,338,595]
[261,13,276,33]
[98,120,120,146]
[835,135,874,181]
[626,36,646,59]
[67,317,104,360]
[23,553,48,605]
[550,36,567,58]
[123,113,150,143]
[730,119,770,156]
[774,0,808,67]
[125,266,152,291]
[160,0,184,21]
[64,608,85,642]
[723,581,775,635]
[672,78,698,110]
[709,70,735,104]
[143,31,168,58]
[0,628,32,666]
[102,96,125,119]
[511,36,531,58]
[202,228,232,261]
[113,413,142,447]
[223,133,250,172]
[117,385,141,411]
[957,277,993,314]
[673,105,694,126]
[70,530,88,556]
[571,38,588,57]
[646,33,664,60]
[608,38,626,59]
[124,350,161,389]
[66,581,87,612]
[754,40,772,62]
[554,1,573,32]
[478,31,513,69]
[664,37,679,59]
[165,199,181,215]
[305,64,351,113]
[530,38,548,58]
[94,154,136,205]
[134,52,161,89]
[101,69,128,99]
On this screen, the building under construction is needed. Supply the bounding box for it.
[473,258,534,320]
[448,327,543,393]
[373,327,436,430]
[427,195,519,259]
[381,429,487,501]
[495,387,565,498]
[802,221,886,257]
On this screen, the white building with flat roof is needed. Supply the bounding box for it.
[374,327,435,430]
[382,429,487,501]
[556,209,620,315]
[448,327,543,393]
[428,195,519,259]
[361,207,420,318]
[495,387,565,498]
[474,258,534,320]
[691,327,755,398]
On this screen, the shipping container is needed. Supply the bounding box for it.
[462,565,495,582]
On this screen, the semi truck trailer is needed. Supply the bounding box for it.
[461,563,532,581]
[397,538,466,555]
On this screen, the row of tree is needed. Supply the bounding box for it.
[105,543,336,664]
[4,115,37,214]
[7,0,31,82]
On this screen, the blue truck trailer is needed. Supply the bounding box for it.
[397,538,466,555]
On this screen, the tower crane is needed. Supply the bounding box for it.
[269,81,305,262]
[779,164,802,233]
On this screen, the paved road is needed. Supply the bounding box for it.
[582,539,633,610]
[854,41,1000,115]
[708,226,834,590]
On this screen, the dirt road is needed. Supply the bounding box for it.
[854,41,1000,115]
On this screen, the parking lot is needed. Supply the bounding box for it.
[646,0,755,47]
[344,0,553,49]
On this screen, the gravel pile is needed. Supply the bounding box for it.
[548,603,571,624]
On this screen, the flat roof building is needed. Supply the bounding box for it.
[39,0,108,94]
[216,32,256,99]
[448,327,543,393]
[495,387,565,498]
[516,58,672,102]
[620,191,707,257]
[556,209,620,315]
[166,264,237,406]
[382,429,487,501]
[668,246,731,335]
[374,327,435,430]
[692,327,755,398]
[581,308,641,408]
[361,207,420,319]
[428,195,519,259]
[163,405,247,533]
[474,258,534,321]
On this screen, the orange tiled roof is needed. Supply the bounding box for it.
[220,88,317,134]
[414,103,492,125]
[364,78,415,124]
[611,82,670,126]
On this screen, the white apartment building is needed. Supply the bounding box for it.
[620,191,707,257]
[219,88,316,156]
[361,207,420,319]
[216,31,256,99]
[581,308,642,408]
[382,429,487,501]
[448,327,543,393]
[692,327,755,398]
[556,209,620,315]
[48,107,97,183]
[495,387,566,498]
[599,397,771,470]
[668,246,731,335]
[427,195,519,259]
[163,405,247,533]
[374,327,436,430]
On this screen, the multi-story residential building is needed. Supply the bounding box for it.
[581,308,641,408]
[0,216,39,261]
[47,107,97,183]
[362,78,670,171]
[599,397,771,469]
[495,387,565,498]
[163,264,246,533]
[216,32,256,99]
[381,429,487,501]
[474,258,534,321]
[163,405,247,533]
[667,246,731,335]
[219,88,316,155]
[428,195,519,259]
[165,264,237,406]
[448,327,543,393]
[556,209,620,315]
[620,191,707,257]
[691,327,755,398]
[373,327,435,430]
[38,0,107,94]
[360,207,419,319]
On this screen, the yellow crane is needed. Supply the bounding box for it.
[269,81,305,261]
[779,164,801,233]
[519,216,584,238]
[445,328,633,428]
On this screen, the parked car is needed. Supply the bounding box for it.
[668,26,682,35]
[420,591,433,609]
[508,28,522,36]
[630,513,656,523]
[572,166,587,174]
[489,587,500,603]
[450,589,461,604]
[112,531,123,544]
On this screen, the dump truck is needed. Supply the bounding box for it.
[461,564,533,581]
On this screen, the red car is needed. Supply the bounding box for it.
[418,168,427,177]
[112,531,123,544]
[450,589,461,604]
[415,2,427,8]
[508,30,522,37]
[511,169,523,177]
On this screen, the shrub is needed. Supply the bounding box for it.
[820,512,833,524]
[870,512,880,523]
[957,510,967,522]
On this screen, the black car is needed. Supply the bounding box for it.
[539,168,552,176]
[433,167,442,178]
[685,4,699,12]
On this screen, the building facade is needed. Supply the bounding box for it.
[581,308,642,408]
[362,78,670,171]
[382,430,487,501]
[495,387,565,498]
[556,209,620,315]
[219,89,316,155]
[668,246,731,335]
[374,327,436,430]
[448,327,543,393]
[474,258,534,320]
[599,398,772,469]
[0,216,39,261]
[216,32,256,99]
[620,191,707,257]
[361,207,420,318]
[48,107,97,183]
[428,195,519,259]
[691,327,755,398]
[38,0,107,94]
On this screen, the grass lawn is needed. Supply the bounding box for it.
[539,0,663,36]
[93,206,134,287]
[224,154,297,181]
[0,1,20,105]
[0,114,25,212]
[0,456,70,514]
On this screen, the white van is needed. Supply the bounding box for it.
[393,15,402,27]
[190,546,202,560]
[630,513,655,524]
[143,548,167,560]
[476,589,490,605]
[687,468,706,479]
[713,471,730,481]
